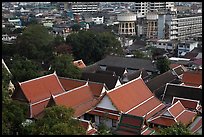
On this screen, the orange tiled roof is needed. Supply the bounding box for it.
[175,110,197,125]
[172,97,199,110]
[30,99,50,118]
[58,77,105,97]
[58,77,86,91]
[107,77,165,119]
[149,116,176,126]
[181,71,202,87]
[148,100,197,127]
[168,101,185,117]
[88,82,105,97]
[19,73,65,103]
[53,84,100,117]
[128,97,165,120]
[73,59,86,69]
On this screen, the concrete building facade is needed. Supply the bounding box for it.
[117,12,137,35]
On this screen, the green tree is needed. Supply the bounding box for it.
[132,50,147,59]
[71,24,81,32]
[97,123,112,135]
[66,30,123,65]
[158,122,193,135]
[7,55,43,82]
[2,67,28,135]
[23,106,86,135]
[50,54,81,79]
[156,57,170,74]
[15,24,54,61]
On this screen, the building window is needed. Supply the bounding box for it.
[112,119,117,127]
[186,45,190,48]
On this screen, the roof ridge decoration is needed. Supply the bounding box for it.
[171,96,200,106]
[53,82,89,98]
[167,100,186,119]
[20,72,56,85]
[106,76,142,93]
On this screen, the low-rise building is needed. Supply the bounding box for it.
[177,40,198,57]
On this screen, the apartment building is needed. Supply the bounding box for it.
[172,14,202,40]
[67,2,99,14]
[177,41,198,57]
[145,12,202,40]
[130,2,176,18]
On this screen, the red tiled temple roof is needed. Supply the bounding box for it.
[181,71,202,87]
[19,73,65,103]
[107,77,165,120]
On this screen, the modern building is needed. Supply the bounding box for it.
[177,40,198,57]
[145,12,202,40]
[117,11,137,35]
[173,14,202,40]
[146,11,158,39]
[67,2,99,14]
[130,2,176,18]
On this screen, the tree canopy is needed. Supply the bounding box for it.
[49,54,81,79]
[156,56,170,74]
[7,55,44,82]
[15,24,54,61]
[158,122,193,135]
[23,106,86,135]
[2,67,28,135]
[66,30,123,65]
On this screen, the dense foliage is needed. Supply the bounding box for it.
[66,30,123,65]
[6,55,44,82]
[49,54,81,79]
[23,106,86,135]
[3,24,81,82]
[156,56,171,74]
[2,67,28,135]
[15,24,54,61]
[158,122,193,135]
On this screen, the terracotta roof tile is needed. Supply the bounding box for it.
[149,116,176,126]
[30,99,50,118]
[53,85,100,117]
[141,127,155,135]
[58,77,86,91]
[168,101,185,117]
[128,97,165,120]
[107,78,153,112]
[182,71,202,87]
[88,82,105,97]
[73,59,86,69]
[172,97,199,110]
[175,110,197,125]
[106,78,165,120]
[19,73,65,103]
[149,101,197,127]
[58,77,105,97]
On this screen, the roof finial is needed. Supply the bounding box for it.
[139,70,142,79]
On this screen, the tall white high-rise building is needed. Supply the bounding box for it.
[130,2,176,18]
